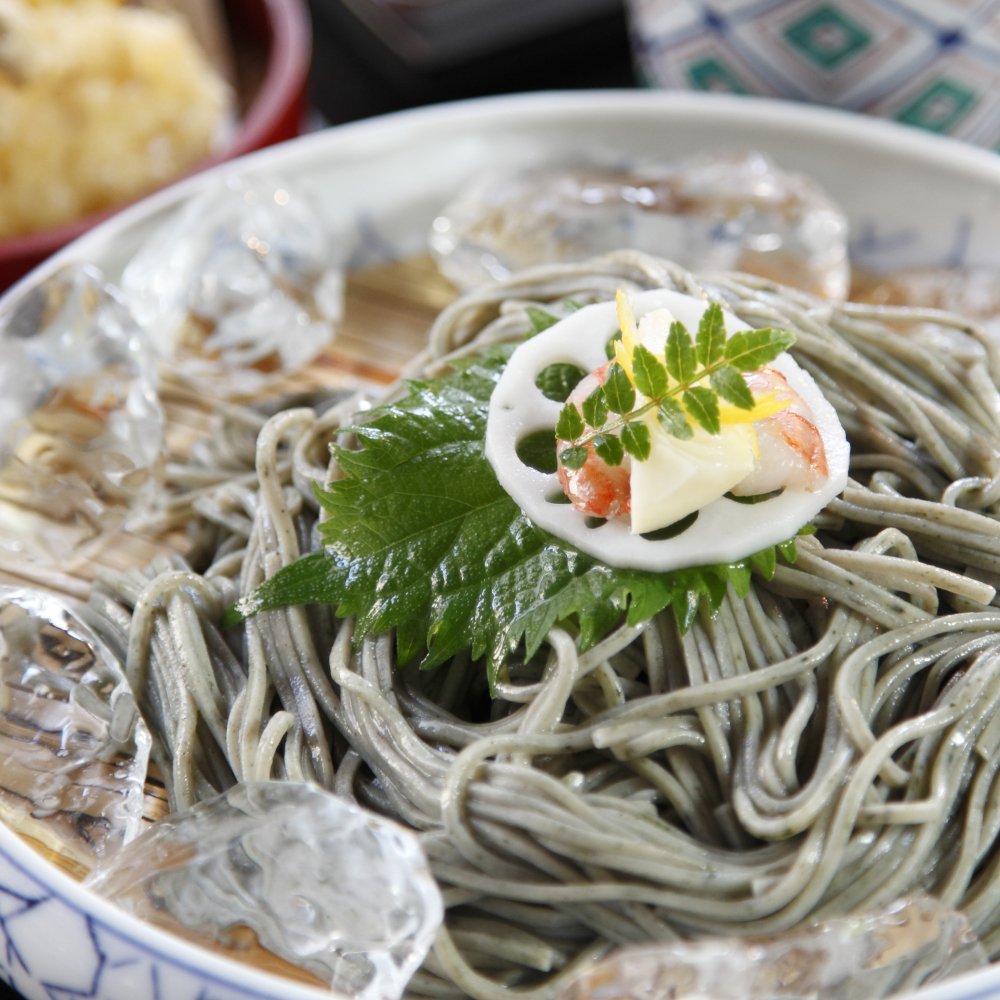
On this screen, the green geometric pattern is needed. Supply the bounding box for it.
[896,78,978,133]
[687,57,749,94]
[784,4,872,70]
[628,0,1000,146]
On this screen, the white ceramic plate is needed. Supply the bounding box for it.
[3,90,1000,1000]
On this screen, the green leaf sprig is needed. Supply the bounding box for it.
[557,295,796,472]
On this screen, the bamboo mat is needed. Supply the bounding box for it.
[0,255,456,592]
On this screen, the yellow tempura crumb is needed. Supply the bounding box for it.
[0,0,231,238]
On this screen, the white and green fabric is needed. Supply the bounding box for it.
[628,0,1000,147]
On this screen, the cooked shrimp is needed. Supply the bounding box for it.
[556,363,829,520]
[556,362,632,519]
[730,367,828,496]
[557,450,631,519]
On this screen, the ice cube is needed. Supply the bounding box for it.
[429,151,850,299]
[121,174,345,396]
[854,265,1000,329]
[84,781,444,999]
[0,262,163,562]
[0,585,151,872]
[556,897,985,1000]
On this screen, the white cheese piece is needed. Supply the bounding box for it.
[635,307,674,353]
[485,288,850,572]
[623,303,759,534]
[629,421,756,534]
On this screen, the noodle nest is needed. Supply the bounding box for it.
[81,251,1000,998]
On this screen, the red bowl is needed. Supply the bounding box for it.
[0,0,312,291]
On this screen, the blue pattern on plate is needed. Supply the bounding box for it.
[0,838,310,1000]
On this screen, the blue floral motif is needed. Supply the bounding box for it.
[849,212,974,271]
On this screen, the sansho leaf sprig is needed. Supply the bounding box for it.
[557,294,796,471]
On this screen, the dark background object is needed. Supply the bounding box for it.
[307,0,637,123]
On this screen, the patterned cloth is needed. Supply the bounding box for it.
[627,0,1000,147]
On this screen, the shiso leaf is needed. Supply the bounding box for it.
[526,306,560,335]
[231,344,797,688]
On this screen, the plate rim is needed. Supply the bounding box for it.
[9,87,1000,302]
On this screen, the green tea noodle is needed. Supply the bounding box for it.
[79,250,1000,997]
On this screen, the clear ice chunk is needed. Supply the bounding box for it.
[855,265,1000,329]
[429,151,850,299]
[0,585,151,873]
[0,262,163,562]
[556,897,985,1000]
[84,781,444,999]
[851,265,1000,366]
[120,174,345,396]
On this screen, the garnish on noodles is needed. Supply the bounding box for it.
[553,291,822,530]
[233,288,849,683]
[486,287,849,571]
